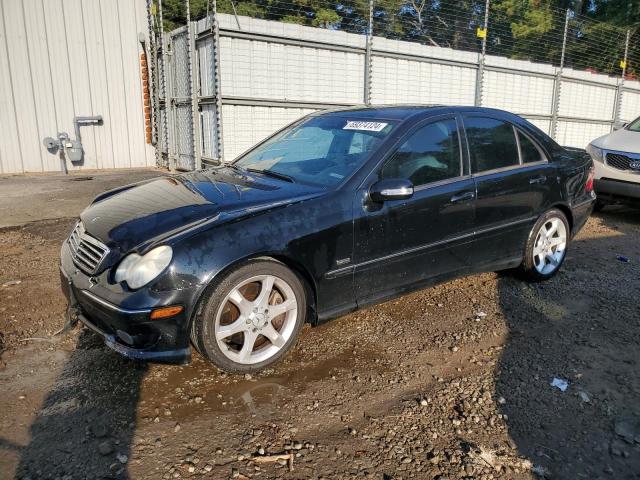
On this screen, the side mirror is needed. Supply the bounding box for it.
[369,178,414,202]
[613,122,628,131]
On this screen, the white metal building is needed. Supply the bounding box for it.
[0,0,154,174]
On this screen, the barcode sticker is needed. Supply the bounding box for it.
[343,121,388,132]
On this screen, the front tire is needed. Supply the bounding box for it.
[192,259,307,373]
[519,209,570,282]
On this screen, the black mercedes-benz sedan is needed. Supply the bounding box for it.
[60,106,595,372]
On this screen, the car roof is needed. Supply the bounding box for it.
[317,104,515,124]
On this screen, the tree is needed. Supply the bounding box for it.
[587,0,639,78]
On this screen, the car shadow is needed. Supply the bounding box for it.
[495,211,640,478]
[593,204,640,227]
[14,330,146,479]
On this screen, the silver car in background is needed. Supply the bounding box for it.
[587,116,640,210]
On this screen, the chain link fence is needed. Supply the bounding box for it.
[147,0,640,170]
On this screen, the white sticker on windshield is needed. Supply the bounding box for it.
[343,121,388,132]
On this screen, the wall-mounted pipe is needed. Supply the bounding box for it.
[43,115,103,173]
[73,116,103,151]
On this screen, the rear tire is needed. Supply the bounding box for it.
[191,259,306,373]
[519,209,570,282]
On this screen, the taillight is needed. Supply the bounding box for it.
[585,166,595,192]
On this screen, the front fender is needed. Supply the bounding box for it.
[158,191,355,328]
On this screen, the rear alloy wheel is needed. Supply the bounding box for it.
[520,209,570,281]
[192,259,306,373]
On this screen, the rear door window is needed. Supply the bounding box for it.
[517,130,546,163]
[464,117,520,173]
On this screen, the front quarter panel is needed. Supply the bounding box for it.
[163,190,356,324]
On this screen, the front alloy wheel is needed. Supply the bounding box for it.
[215,274,297,365]
[520,209,570,281]
[192,259,306,373]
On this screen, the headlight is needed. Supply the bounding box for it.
[114,246,172,289]
[586,143,604,163]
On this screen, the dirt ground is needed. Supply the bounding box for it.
[1,170,639,480]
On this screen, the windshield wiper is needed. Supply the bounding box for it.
[246,168,295,183]
[227,163,247,174]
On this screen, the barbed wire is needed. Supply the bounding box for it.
[164,0,636,79]
[215,0,371,34]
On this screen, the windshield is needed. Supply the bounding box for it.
[234,115,397,187]
[628,116,640,132]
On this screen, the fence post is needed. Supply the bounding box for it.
[146,0,159,165]
[186,1,201,170]
[212,0,225,162]
[158,0,174,170]
[550,9,570,140]
[612,29,630,130]
[474,0,490,106]
[363,0,373,105]
[188,24,202,170]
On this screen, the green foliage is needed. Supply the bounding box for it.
[312,9,341,28]
[511,8,554,38]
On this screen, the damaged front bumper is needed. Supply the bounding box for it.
[60,243,193,364]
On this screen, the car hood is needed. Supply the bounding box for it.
[591,128,640,153]
[80,167,325,254]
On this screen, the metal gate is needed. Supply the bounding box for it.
[151,23,197,171]
[167,27,195,170]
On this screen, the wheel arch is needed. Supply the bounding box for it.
[189,252,319,332]
[549,202,574,233]
[267,254,318,324]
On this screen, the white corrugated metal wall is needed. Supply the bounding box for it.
[197,14,640,160]
[0,0,154,174]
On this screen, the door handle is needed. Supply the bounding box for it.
[450,191,475,203]
[529,174,547,184]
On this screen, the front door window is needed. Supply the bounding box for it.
[381,118,462,186]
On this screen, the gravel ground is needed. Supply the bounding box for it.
[1,172,639,480]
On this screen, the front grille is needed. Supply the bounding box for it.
[606,152,639,171]
[68,222,109,274]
